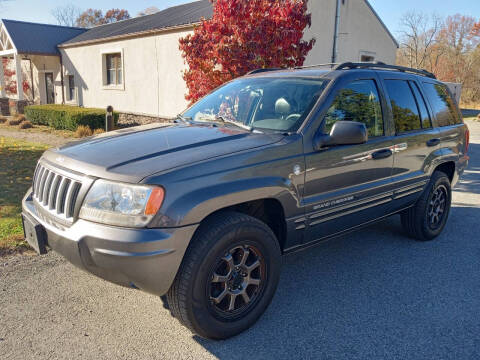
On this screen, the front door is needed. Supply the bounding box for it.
[303,76,394,243]
[45,72,54,104]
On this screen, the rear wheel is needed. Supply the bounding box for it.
[166,211,281,339]
[401,171,452,241]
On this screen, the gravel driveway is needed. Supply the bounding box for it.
[1,121,479,360]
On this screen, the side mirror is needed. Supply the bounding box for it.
[314,121,368,150]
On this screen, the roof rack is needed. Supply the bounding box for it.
[247,68,283,75]
[334,62,436,79]
[247,63,338,75]
[247,62,436,79]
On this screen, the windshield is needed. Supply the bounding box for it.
[183,77,328,132]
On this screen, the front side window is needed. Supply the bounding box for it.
[422,82,461,127]
[183,77,327,132]
[324,79,384,137]
[385,80,422,133]
[106,53,122,86]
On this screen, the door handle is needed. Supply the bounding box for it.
[427,138,440,147]
[372,149,393,160]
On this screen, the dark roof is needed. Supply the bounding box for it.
[1,19,86,55]
[62,0,213,46]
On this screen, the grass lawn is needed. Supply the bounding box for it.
[0,137,49,255]
[0,122,75,138]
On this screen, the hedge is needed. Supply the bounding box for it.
[24,105,119,131]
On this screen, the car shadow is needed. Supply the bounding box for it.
[193,205,480,359]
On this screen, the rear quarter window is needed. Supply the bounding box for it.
[422,82,462,126]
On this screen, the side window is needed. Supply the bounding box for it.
[324,79,384,137]
[385,80,422,133]
[422,82,461,126]
[409,81,432,129]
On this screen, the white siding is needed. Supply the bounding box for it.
[60,0,398,118]
[61,29,192,117]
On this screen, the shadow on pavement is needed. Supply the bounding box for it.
[194,205,480,359]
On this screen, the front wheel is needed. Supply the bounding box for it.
[166,211,281,339]
[401,171,452,241]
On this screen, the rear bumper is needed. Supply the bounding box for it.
[22,188,198,296]
[453,155,469,187]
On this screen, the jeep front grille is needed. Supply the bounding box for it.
[32,163,82,220]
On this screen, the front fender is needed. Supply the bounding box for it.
[149,176,301,228]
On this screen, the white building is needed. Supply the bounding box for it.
[0,0,398,120]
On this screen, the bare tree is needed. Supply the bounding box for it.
[137,6,160,17]
[398,11,443,70]
[51,4,82,27]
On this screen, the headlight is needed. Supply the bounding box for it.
[79,179,164,227]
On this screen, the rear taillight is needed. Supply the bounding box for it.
[465,126,470,154]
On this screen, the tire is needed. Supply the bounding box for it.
[166,211,281,339]
[401,171,452,241]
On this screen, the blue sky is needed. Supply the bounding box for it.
[1,0,479,39]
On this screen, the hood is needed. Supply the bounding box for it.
[42,123,284,183]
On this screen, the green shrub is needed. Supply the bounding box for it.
[24,105,119,131]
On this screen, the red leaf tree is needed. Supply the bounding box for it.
[179,0,315,103]
[2,58,30,95]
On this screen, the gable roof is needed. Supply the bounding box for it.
[363,0,399,48]
[0,19,86,55]
[61,0,213,47]
[59,0,397,50]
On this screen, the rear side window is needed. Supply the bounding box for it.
[422,83,461,126]
[385,80,422,133]
[410,81,432,129]
[324,79,384,137]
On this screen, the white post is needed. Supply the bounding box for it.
[14,53,23,100]
[0,57,6,98]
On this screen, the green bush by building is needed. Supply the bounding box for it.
[24,105,118,131]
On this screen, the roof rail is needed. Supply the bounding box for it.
[247,68,283,75]
[294,63,339,69]
[247,63,338,75]
[334,62,436,79]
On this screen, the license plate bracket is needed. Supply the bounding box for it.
[22,214,47,255]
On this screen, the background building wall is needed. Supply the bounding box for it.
[61,28,192,118]
[60,0,397,118]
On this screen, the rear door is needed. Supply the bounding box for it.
[378,73,440,209]
[302,74,395,243]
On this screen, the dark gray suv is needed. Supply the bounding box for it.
[22,63,470,339]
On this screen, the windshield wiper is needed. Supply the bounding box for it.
[198,116,252,131]
[175,114,193,124]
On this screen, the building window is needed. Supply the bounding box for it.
[360,55,375,62]
[359,51,376,62]
[106,53,122,86]
[67,75,75,101]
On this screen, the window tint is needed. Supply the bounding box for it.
[385,80,422,133]
[422,83,461,126]
[409,81,431,129]
[324,80,383,137]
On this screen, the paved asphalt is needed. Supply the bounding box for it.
[1,121,479,360]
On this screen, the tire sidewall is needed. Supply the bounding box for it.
[187,219,281,339]
[421,173,452,239]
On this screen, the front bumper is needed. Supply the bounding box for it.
[22,189,198,296]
